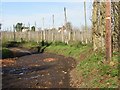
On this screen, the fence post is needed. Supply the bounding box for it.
[13,25,16,42]
[84,0,88,44]
[64,7,67,25]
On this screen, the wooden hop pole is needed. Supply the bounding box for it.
[84,0,88,44]
[42,17,44,30]
[105,0,112,61]
[13,25,16,42]
[52,15,54,29]
[52,15,54,41]
[35,21,36,30]
[64,7,67,25]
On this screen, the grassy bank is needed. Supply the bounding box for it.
[75,51,118,88]
[45,42,92,61]
[45,42,118,88]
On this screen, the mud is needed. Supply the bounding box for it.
[2,51,76,88]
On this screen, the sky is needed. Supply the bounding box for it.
[1,1,93,31]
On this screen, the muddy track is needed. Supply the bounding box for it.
[2,48,76,88]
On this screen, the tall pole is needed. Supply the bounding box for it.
[52,14,54,29]
[35,21,36,31]
[42,17,44,30]
[52,14,54,41]
[42,17,45,41]
[0,23,1,30]
[28,22,30,41]
[84,0,88,44]
[64,7,67,26]
[13,25,16,42]
[105,0,111,61]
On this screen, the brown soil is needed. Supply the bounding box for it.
[2,48,76,88]
[0,59,16,67]
[70,48,93,88]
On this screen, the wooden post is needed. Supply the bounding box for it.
[35,21,36,31]
[64,7,67,25]
[44,30,46,41]
[13,25,16,42]
[52,15,54,29]
[52,15,54,41]
[0,23,1,30]
[84,0,88,44]
[41,31,43,41]
[28,22,30,30]
[42,17,44,30]
[105,0,112,61]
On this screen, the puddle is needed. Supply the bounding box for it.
[2,67,29,75]
[30,75,41,79]
[2,65,52,75]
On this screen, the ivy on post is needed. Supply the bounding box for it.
[105,0,112,61]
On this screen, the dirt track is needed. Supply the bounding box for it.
[2,49,76,88]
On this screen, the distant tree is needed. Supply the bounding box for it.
[15,23,23,32]
[31,26,35,31]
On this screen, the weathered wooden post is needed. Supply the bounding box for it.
[64,7,67,25]
[28,22,30,42]
[35,21,36,31]
[52,15,54,41]
[52,14,54,29]
[105,0,112,61]
[13,25,16,42]
[84,0,88,44]
[64,7,68,43]
[42,17,46,41]
[44,30,46,41]
[42,18,44,30]
[41,31,43,41]
[0,23,1,30]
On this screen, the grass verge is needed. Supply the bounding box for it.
[45,42,118,88]
[45,42,91,61]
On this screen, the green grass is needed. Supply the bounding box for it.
[77,51,118,88]
[45,42,118,88]
[45,42,91,60]
[2,48,13,58]
[21,41,38,49]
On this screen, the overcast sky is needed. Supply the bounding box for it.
[1,1,93,30]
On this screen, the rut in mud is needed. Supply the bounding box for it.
[2,48,76,88]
